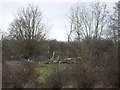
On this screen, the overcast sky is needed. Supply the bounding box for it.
[0,0,118,41]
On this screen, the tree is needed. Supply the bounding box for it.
[108,2,119,43]
[66,2,109,41]
[9,4,48,58]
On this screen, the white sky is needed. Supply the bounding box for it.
[0,0,118,41]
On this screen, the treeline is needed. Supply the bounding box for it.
[2,37,118,64]
[2,39,68,61]
[1,2,119,61]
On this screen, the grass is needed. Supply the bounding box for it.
[4,60,117,88]
[36,64,68,83]
[5,61,69,83]
[6,61,21,66]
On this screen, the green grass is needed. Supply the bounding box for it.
[5,61,69,83]
[6,61,21,66]
[36,64,68,83]
[6,61,23,69]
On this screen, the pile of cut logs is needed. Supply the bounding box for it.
[43,51,83,64]
[43,57,82,64]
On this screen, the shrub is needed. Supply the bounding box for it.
[44,71,63,88]
[2,61,39,88]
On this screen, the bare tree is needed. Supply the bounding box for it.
[108,2,119,43]
[0,29,9,40]
[66,2,109,41]
[9,4,48,58]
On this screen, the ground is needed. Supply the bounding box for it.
[3,60,118,88]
